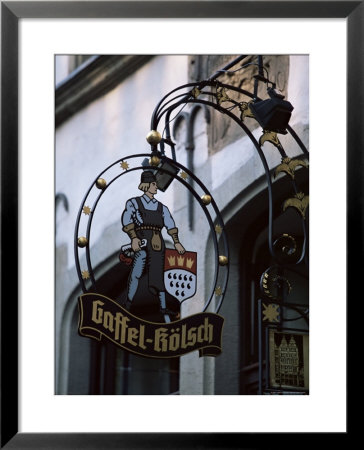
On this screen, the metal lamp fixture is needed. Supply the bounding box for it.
[249,87,294,134]
[141,156,179,192]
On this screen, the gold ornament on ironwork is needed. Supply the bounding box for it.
[82,206,91,215]
[259,130,282,149]
[239,102,255,122]
[201,194,212,205]
[96,178,107,190]
[274,157,308,179]
[77,237,88,248]
[262,273,269,295]
[283,192,309,219]
[262,303,280,323]
[274,233,297,257]
[146,130,162,145]
[81,270,90,280]
[218,255,228,266]
[262,270,292,300]
[215,286,223,296]
[191,87,201,98]
[120,161,129,170]
[180,171,188,180]
[215,224,223,234]
[149,155,161,167]
[216,87,232,105]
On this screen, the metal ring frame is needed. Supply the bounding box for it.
[74,154,229,314]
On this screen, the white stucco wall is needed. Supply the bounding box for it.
[56,55,189,267]
[55,55,189,391]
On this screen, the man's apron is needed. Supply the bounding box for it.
[135,197,165,295]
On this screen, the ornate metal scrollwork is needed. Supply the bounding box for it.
[283,192,309,219]
[260,266,292,301]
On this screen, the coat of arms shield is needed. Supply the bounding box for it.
[164,249,197,302]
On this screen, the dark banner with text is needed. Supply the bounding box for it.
[78,293,224,358]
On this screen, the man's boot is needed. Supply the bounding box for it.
[159,292,179,322]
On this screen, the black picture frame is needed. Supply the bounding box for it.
[1,1,357,448]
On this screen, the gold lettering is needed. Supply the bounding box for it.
[154,327,169,352]
[139,325,147,350]
[127,327,139,347]
[91,300,104,324]
[204,318,214,343]
[197,324,204,343]
[169,329,180,351]
[114,312,129,344]
[187,327,197,346]
[103,311,115,332]
[181,324,188,349]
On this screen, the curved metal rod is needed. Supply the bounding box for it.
[74,156,143,291]
[171,111,189,137]
[156,88,217,126]
[290,178,308,265]
[153,79,308,162]
[75,156,229,313]
[155,96,280,260]
[171,104,210,143]
[157,94,309,266]
[156,92,195,127]
[281,305,309,325]
[154,82,254,129]
[287,125,309,157]
[151,82,204,130]
[151,55,248,128]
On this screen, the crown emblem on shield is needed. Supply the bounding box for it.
[167,255,176,266]
[186,258,194,269]
[164,249,197,302]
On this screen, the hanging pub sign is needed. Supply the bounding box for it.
[75,55,308,365]
[75,131,229,359]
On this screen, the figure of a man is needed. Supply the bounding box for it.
[121,170,185,322]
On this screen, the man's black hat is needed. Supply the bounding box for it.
[141,170,156,183]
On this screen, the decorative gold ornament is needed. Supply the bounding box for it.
[274,157,308,179]
[180,171,188,180]
[239,102,255,121]
[149,155,161,167]
[77,237,88,248]
[191,87,201,98]
[215,286,223,296]
[262,303,280,323]
[283,192,309,219]
[146,130,162,145]
[216,87,232,105]
[215,224,223,234]
[82,206,91,215]
[81,270,90,280]
[120,161,129,170]
[259,130,282,149]
[274,233,297,257]
[218,255,228,266]
[261,267,292,301]
[201,194,212,205]
[96,178,107,190]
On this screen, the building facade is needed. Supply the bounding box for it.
[55,54,309,395]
